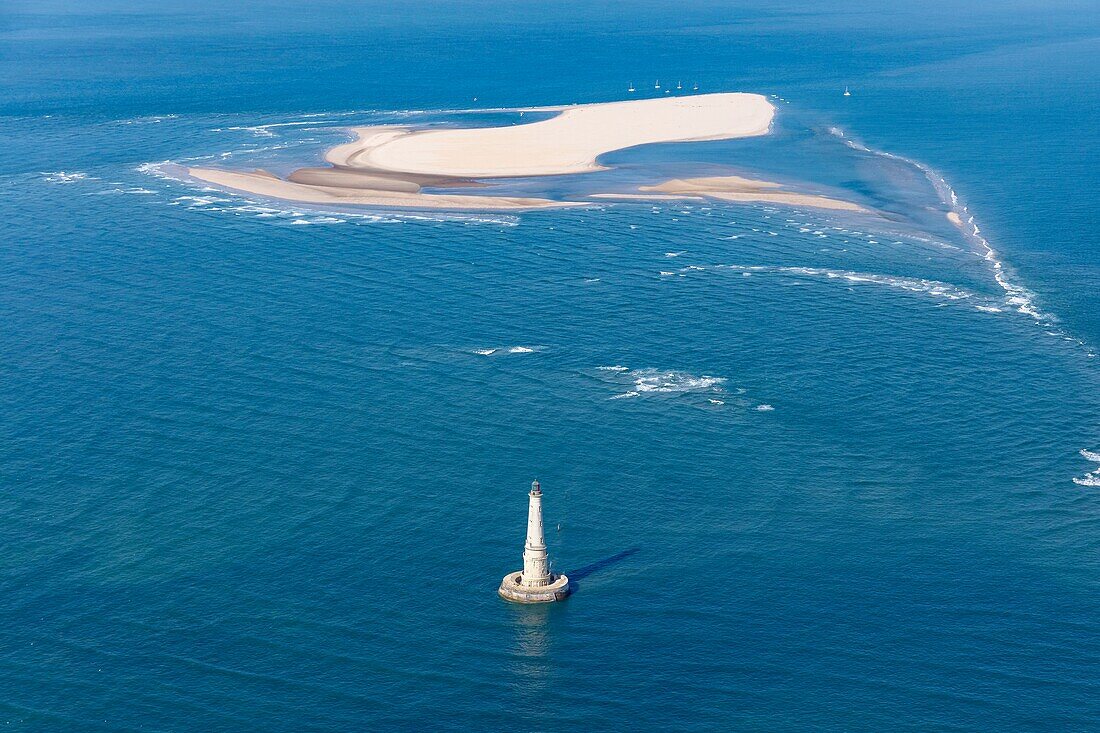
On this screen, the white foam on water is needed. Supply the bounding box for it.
[220,121,334,137]
[92,187,159,196]
[474,346,542,356]
[598,366,733,403]
[828,128,1049,321]
[41,171,96,184]
[714,264,1000,308]
[1072,449,1100,486]
[631,369,726,394]
[285,216,346,225]
[134,161,180,181]
[755,404,775,411]
[831,127,1096,357]
[175,195,225,206]
[115,114,179,125]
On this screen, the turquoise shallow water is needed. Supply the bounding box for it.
[2,1,1099,730]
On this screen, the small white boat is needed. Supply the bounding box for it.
[843,86,851,97]
[677,80,682,90]
[693,82,699,91]
[628,82,635,93]
[654,79,661,89]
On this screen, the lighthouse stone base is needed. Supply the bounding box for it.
[498,572,571,604]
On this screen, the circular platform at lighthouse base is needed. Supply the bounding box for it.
[498,572,571,604]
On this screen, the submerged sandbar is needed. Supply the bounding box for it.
[624,176,869,212]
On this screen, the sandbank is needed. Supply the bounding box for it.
[186,167,577,211]
[330,93,775,178]
[188,93,778,212]
[607,176,868,212]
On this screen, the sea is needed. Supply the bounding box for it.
[1,1,1099,730]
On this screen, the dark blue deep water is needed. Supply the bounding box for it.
[2,1,1099,730]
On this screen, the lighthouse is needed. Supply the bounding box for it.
[498,480,571,603]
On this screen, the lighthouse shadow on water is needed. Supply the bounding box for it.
[566,548,640,590]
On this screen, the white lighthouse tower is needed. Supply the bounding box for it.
[498,480,571,603]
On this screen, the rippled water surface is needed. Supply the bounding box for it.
[2,1,1099,730]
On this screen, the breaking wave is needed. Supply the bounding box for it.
[597,366,729,402]
[114,114,179,126]
[41,171,97,184]
[1073,449,1100,487]
[826,127,1079,337]
[472,346,543,356]
[707,264,1003,311]
[828,126,1095,357]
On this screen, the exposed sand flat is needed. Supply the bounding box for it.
[632,176,869,212]
[286,168,421,192]
[589,193,705,201]
[187,167,580,211]
[187,94,790,212]
[324,126,410,167]
[334,93,775,178]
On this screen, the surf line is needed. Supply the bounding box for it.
[827,127,1095,359]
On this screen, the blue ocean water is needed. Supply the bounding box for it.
[2,1,1099,730]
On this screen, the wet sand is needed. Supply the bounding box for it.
[593,176,868,212]
[187,94,867,213]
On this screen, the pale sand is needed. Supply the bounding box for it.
[186,168,579,211]
[629,176,869,212]
[947,211,963,226]
[328,93,775,178]
[188,94,791,211]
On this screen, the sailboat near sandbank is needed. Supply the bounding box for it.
[628,82,635,93]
